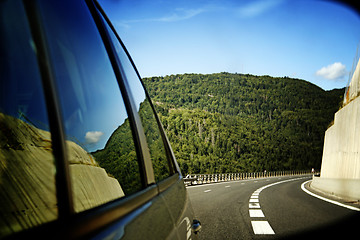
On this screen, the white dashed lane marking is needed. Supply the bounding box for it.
[249,203,261,208]
[251,221,275,234]
[204,190,211,193]
[248,176,309,235]
[249,209,265,217]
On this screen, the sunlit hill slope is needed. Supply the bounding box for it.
[143,72,344,174]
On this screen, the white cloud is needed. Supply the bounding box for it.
[237,0,285,18]
[116,7,207,28]
[157,8,206,22]
[85,131,104,144]
[315,62,347,80]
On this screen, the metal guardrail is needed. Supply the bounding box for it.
[184,170,317,186]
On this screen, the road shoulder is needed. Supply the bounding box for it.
[302,180,360,211]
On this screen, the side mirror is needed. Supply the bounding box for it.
[192,219,201,234]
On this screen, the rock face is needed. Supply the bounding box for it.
[0,113,123,236]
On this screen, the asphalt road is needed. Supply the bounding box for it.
[187,175,360,239]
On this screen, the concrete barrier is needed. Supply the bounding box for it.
[311,176,360,201]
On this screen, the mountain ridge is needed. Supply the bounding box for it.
[142,72,344,174]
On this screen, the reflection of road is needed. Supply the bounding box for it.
[187,176,360,239]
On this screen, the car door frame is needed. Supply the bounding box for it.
[5,0,185,239]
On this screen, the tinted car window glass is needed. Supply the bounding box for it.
[0,0,57,236]
[38,0,142,213]
[102,18,172,182]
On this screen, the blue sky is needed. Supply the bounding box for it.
[99,0,360,90]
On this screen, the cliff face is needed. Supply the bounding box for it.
[0,113,123,236]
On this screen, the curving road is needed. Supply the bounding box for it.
[187,175,360,239]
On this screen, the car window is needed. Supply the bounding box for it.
[100,17,171,182]
[38,0,142,213]
[101,18,173,182]
[0,0,57,236]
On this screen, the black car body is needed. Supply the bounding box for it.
[0,0,198,239]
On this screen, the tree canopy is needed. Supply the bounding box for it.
[143,73,343,174]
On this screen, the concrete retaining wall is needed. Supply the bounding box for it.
[315,95,360,201]
[311,177,360,201]
[320,96,360,179]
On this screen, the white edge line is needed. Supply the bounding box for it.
[254,176,309,194]
[301,180,360,212]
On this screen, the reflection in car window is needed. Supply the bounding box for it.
[38,0,142,212]
[102,18,172,182]
[0,0,57,236]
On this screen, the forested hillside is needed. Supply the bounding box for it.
[143,73,343,174]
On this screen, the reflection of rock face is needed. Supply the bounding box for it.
[0,113,123,236]
[70,164,124,212]
[66,139,125,212]
[0,112,57,236]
